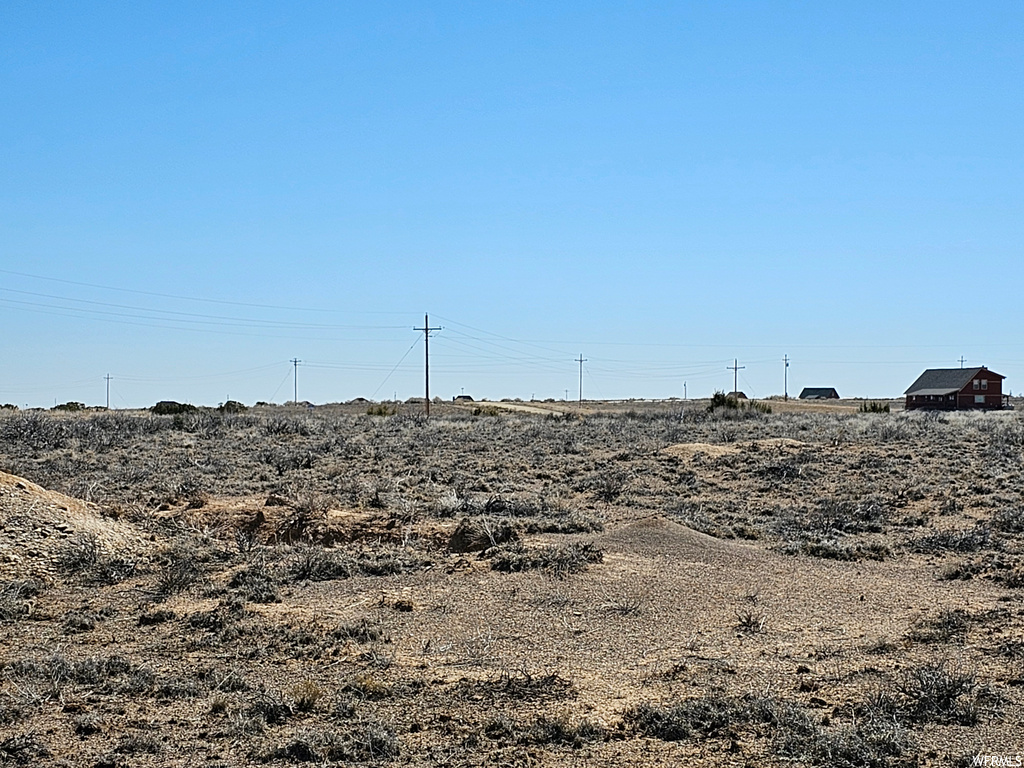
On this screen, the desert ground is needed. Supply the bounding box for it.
[0,397,1022,767]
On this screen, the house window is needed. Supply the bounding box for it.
[982,380,988,390]
[973,380,980,390]
[975,395,985,404]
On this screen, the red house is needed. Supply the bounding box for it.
[904,367,1007,411]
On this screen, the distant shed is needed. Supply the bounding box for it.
[799,387,840,400]
[904,367,1007,411]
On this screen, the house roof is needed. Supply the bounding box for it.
[799,387,839,399]
[904,367,1003,396]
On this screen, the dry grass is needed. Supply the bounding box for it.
[0,400,1022,765]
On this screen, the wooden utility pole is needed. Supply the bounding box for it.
[959,356,967,369]
[727,359,745,397]
[783,355,790,401]
[577,354,587,406]
[414,314,442,417]
[290,358,301,403]
[105,374,112,410]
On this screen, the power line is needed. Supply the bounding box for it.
[109,382,130,409]
[112,362,287,383]
[370,338,421,399]
[268,368,294,403]
[0,268,408,315]
[739,370,759,399]
[0,287,405,330]
[0,297,408,342]
[583,361,605,401]
[433,314,569,358]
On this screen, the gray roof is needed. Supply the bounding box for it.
[904,367,1002,396]
[799,387,839,399]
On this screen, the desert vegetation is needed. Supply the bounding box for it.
[0,399,1021,765]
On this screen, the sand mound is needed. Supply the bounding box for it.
[662,442,739,459]
[759,437,806,448]
[662,437,806,460]
[597,517,758,563]
[0,470,153,581]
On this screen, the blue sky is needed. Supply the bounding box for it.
[2,2,1022,407]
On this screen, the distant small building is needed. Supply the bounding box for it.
[904,367,1007,411]
[727,391,748,400]
[799,387,840,400]
[453,394,474,402]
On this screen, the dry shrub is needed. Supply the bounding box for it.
[910,524,998,554]
[487,541,603,576]
[908,609,972,644]
[288,680,324,713]
[265,723,400,763]
[625,693,911,766]
[459,670,574,702]
[228,556,280,603]
[0,581,41,623]
[448,517,519,553]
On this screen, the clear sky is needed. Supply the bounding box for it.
[2,2,1022,407]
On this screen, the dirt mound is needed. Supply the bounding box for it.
[662,437,806,460]
[597,517,758,563]
[662,441,739,459]
[0,470,153,580]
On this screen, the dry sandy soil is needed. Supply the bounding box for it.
[0,399,1022,767]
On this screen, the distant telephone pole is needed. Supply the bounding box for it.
[959,356,967,368]
[290,358,301,403]
[783,355,790,401]
[414,314,442,417]
[727,359,745,397]
[105,374,112,410]
[577,354,587,406]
